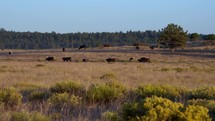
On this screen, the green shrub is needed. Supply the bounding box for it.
[161,68,170,71]
[135,85,182,101]
[122,96,211,121]
[13,83,43,101]
[173,67,186,73]
[87,81,126,103]
[28,90,51,102]
[0,88,22,109]
[190,66,200,72]
[30,112,50,121]
[184,105,211,121]
[188,99,215,120]
[10,111,30,121]
[50,113,62,121]
[50,81,85,95]
[49,93,81,107]
[100,73,117,80]
[190,86,215,100]
[102,111,119,121]
[10,111,50,121]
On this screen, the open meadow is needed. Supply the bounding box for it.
[0,46,215,120]
[0,46,215,88]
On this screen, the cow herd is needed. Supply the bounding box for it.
[46,56,150,63]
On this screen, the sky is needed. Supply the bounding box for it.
[0,0,215,34]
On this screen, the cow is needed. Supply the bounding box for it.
[138,57,150,63]
[82,58,88,62]
[62,57,71,62]
[46,57,54,61]
[103,44,112,47]
[149,45,159,50]
[62,48,65,52]
[129,57,133,62]
[79,45,87,50]
[106,58,116,63]
[8,52,12,55]
[136,46,140,50]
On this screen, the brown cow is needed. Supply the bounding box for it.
[103,44,112,47]
[82,58,88,62]
[62,57,71,62]
[138,57,150,63]
[129,57,133,62]
[106,58,116,63]
[136,46,140,50]
[46,57,54,61]
[79,45,87,50]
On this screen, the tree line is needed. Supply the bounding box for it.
[0,28,214,49]
[0,28,159,49]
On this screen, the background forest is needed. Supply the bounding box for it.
[0,28,214,49]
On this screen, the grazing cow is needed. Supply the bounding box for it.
[103,44,112,47]
[149,45,159,50]
[129,57,133,62]
[82,58,88,62]
[79,45,87,50]
[8,52,12,55]
[46,57,54,61]
[138,57,150,63]
[136,46,140,50]
[106,58,116,63]
[62,57,71,62]
[62,48,65,52]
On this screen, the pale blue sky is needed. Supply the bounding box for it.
[0,0,214,34]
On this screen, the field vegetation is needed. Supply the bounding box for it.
[0,46,214,120]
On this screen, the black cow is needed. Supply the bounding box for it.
[79,45,87,50]
[106,58,116,63]
[82,58,88,62]
[138,57,150,63]
[62,57,71,62]
[8,52,12,55]
[136,46,140,50]
[62,48,65,52]
[149,45,159,50]
[103,44,112,47]
[129,57,133,62]
[46,57,54,61]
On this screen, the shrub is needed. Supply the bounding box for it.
[184,105,211,121]
[9,111,50,121]
[30,112,50,121]
[188,99,215,120]
[28,90,51,102]
[49,93,81,107]
[122,96,211,121]
[9,111,30,121]
[190,86,215,100]
[135,85,182,101]
[100,73,117,80]
[0,88,22,109]
[102,111,119,121]
[161,68,170,71]
[173,67,186,73]
[13,83,43,101]
[87,81,126,103]
[50,81,85,96]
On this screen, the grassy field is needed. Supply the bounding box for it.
[0,46,215,120]
[0,46,214,89]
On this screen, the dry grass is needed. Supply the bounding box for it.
[0,46,214,89]
[0,46,215,120]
